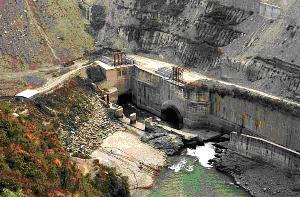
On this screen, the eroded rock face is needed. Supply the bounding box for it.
[87,0,250,69]
[85,0,300,100]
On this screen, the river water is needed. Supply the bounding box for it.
[120,101,249,197]
[132,143,249,197]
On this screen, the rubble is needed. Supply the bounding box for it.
[62,94,126,156]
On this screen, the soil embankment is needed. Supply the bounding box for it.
[34,75,167,193]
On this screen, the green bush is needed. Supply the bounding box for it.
[0,121,22,139]
[0,103,13,114]
[0,189,23,197]
[0,179,21,194]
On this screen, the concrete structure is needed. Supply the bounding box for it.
[96,55,210,129]
[96,59,133,95]
[230,132,300,172]
[95,55,300,169]
[213,0,281,19]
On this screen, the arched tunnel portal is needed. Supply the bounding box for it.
[161,105,183,130]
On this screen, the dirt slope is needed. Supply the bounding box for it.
[0,0,94,72]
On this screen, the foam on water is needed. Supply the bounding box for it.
[169,158,187,172]
[187,142,216,168]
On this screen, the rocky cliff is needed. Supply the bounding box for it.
[86,0,300,100]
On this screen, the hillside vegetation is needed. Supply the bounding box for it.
[0,0,94,72]
[0,77,130,196]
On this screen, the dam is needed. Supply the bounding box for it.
[95,54,300,172]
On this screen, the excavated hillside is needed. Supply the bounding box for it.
[86,0,300,101]
[1,0,299,100]
[0,0,95,96]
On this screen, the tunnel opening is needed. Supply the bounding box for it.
[161,107,183,130]
[117,93,132,105]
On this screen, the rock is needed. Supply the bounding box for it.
[263,187,267,191]
[215,148,223,154]
[222,134,230,140]
[214,153,222,158]
[141,132,166,142]
[147,134,184,156]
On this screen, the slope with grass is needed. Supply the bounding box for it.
[0,76,130,196]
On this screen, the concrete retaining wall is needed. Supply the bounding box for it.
[259,2,281,19]
[214,0,281,19]
[230,132,300,172]
[210,93,300,152]
[131,66,210,128]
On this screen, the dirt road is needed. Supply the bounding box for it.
[16,60,91,98]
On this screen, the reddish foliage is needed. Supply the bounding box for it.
[29,63,39,70]
[24,133,40,145]
[52,158,62,168]
[47,189,72,197]
[46,149,55,156]
[10,143,29,156]
[0,0,5,10]
[20,121,37,133]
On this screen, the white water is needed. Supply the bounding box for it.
[187,142,216,168]
[169,142,216,173]
[169,158,187,172]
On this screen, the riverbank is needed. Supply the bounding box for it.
[33,76,169,194]
[91,131,167,191]
[213,148,300,197]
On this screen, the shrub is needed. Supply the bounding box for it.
[1,189,23,197]
[0,102,13,114]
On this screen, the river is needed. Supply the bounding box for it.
[132,143,249,197]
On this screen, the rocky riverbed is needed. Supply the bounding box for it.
[58,89,300,197]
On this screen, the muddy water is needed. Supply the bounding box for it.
[133,143,249,197]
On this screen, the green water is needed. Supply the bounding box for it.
[133,144,250,197]
[149,157,249,197]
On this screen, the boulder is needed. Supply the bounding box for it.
[141,126,184,156]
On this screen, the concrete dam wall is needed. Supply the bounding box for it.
[96,55,300,170]
[230,132,300,171]
[210,93,300,152]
